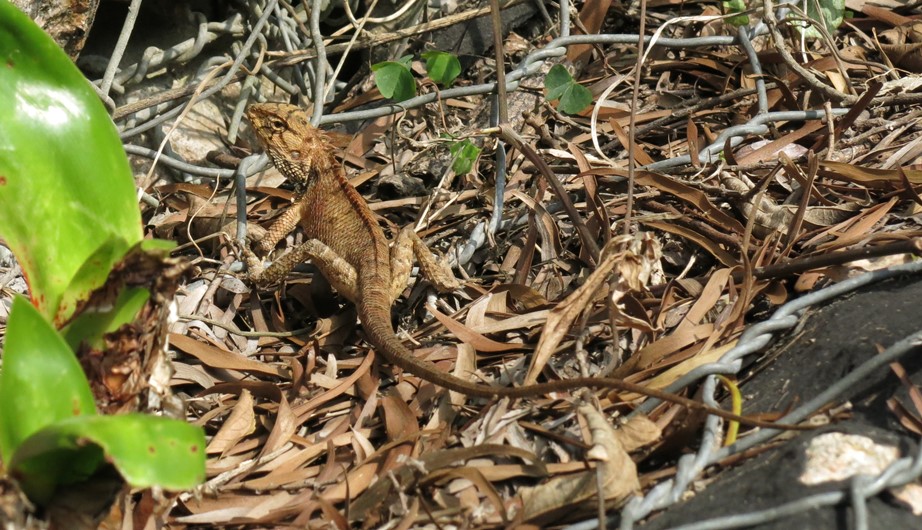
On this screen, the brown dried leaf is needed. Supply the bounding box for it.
[614,323,714,377]
[427,305,524,352]
[291,351,375,419]
[618,341,736,401]
[632,171,745,233]
[518,406,657,524]
[527,235,657,384]
[170,333,289,378]
[262,393,298,456]
[206,389,256,455]
[819,161,922,188]
[643,220,738,266]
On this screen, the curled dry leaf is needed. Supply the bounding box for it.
[206,389,256,456]
[878,20,922,72]
[518,405,660,524]
[260,393,297,457]
[526,234,661,384]
[818,161,922,188]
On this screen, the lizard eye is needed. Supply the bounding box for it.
[270,118,286,131]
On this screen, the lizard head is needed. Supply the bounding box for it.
[246,103,327,189]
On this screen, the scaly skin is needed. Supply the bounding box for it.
[244,103,806,431]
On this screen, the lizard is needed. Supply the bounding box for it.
[242,102,807,431]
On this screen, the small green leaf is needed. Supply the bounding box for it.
[449,139,481,175]
[0,297,97,466]
[790,0,845,39]
[722,0,749,26]
[421,50,462,88]
[0,1,143,324]
[544,64,574,100]
[371,60,416,102]
[62,239,173,350]
[11,414,206,504]
[557,83,593,114]
[396,54,413,68]
[544,64,593,114]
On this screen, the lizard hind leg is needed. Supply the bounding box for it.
[389,227,461,300]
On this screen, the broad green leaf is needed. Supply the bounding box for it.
[544,65,593,115]
[0,297,97,465]
[7,438,103,505]
[372,60,416,101]
[449,139,481,175]
[421,50,462,88]
[0,1,143,324]
[11,414,206,504]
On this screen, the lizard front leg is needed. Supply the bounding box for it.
[252,202,304,255]
[389,227,461,300]
[234,202,304,283]
[245,239,359,302]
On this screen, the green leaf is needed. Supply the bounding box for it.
[0,1,143,324]
[449,139,481,175]
[790,0,845,39]
[7,436,103,505]
[140,238,177,253]
[62,287,150,351]
[11,414,206,504]
[421,50,462,88]
[544,64,593,115]
[0,297,97,466]
[723,0,749,26]
[396,54,413,68]
[544,64,574,100]
[372,60,416,102]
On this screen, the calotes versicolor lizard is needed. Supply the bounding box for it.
[243,103,804,431]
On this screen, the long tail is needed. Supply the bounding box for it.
[356,287,806,430]
[357,286,499,398]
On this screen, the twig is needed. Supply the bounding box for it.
[489,0,508,125]
[762,0,854,105]
[625,0,648,235]
[492,125,602,262]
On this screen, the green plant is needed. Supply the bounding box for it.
[0,297,206,504]
[722,0,750,26]
[372,50,463,102]
[722,0,845,37]
[544,64,593,115]
[0,5,141,326]
[420,50,462,88]
[449,138,482,175]
[0,0,205,509]
[372,54,416,101]
[793,0,845,39]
